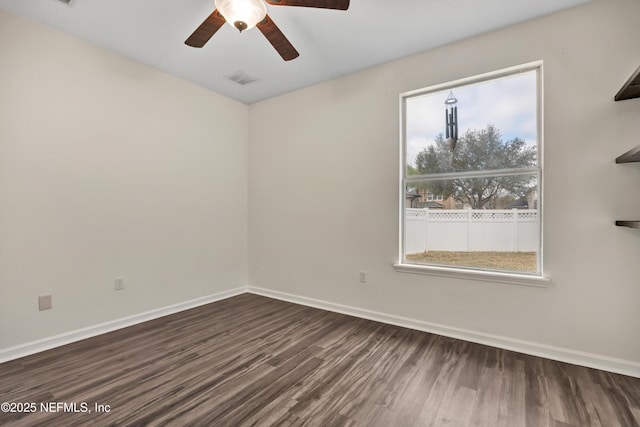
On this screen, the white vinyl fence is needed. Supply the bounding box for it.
[405,209,539,254]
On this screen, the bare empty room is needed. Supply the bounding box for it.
[1,0,639,426]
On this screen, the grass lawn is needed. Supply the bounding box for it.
[406,251,537,272]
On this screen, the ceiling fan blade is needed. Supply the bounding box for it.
[185,9,226,48]
[256,15,300,61]
[265,0,349,10]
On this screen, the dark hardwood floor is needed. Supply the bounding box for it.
[1,293,639,426]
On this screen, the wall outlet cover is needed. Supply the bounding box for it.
[38,295,52,311]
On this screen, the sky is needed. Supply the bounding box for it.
[405,70,538,167]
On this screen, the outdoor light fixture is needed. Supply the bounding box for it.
[445,91,458,152]
[215,0,267,32]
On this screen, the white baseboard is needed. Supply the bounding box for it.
[248,286,640,378]
[0,287,246,364]
[4,285,639,378]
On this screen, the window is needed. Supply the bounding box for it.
[397,62,545,284]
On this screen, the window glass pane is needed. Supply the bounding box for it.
[404,174,539,274]
[405,71,538,175]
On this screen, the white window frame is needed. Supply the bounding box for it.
[394,61,549,287]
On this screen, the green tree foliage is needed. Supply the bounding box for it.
[413,125,536,209]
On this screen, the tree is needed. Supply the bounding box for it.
[406,164,430,200]
[413,125,536,209]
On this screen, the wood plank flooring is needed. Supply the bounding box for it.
[1,293,639,426]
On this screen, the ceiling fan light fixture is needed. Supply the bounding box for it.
[215,0,267,32]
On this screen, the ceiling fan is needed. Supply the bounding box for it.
[185,0,350,61]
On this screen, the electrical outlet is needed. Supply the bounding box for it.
[359,271,367,283]
[38,294,52,311]
[114,277,124,291]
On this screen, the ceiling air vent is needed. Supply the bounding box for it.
[224,71,260,86]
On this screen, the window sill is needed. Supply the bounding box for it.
[393,263,550,288]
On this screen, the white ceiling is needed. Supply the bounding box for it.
[0,0,592,104]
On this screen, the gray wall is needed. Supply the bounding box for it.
[249,0,640,369]
[0,11,249,349]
